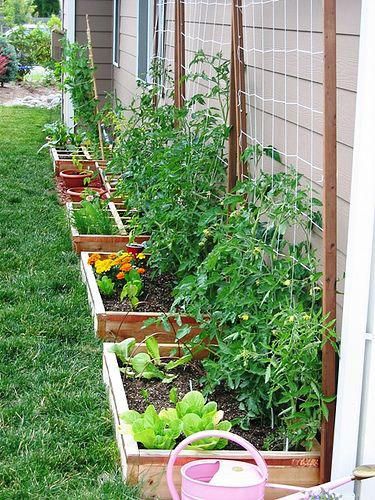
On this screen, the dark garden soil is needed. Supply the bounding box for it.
[103,273,177,313]
[122,360,284,451]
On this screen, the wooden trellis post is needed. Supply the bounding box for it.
[174,0,185,108]
[228,0,247,190]
[321,0,337,483]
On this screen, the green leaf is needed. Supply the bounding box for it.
[97,276,115,296]
[176,391,205,418]
[131,352,152,375]
[145,336,160,362]
[120,410,140,425]
[182,413,202,436]
[108,338,136,363]
[169,387,178,404]
[133,428,156,449]
[165,354,192,371]
[175,324,192,340]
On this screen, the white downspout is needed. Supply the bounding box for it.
[331,0,375,497]
[63,0,75,128]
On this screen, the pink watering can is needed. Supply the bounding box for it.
[166,430,268,500]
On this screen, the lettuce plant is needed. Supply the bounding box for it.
[121,391,231,450]
[109,335,192,383]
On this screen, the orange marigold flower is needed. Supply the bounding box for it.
[88,253,101,266]
[137,267,146,274]
[120,263,133,272]
[108,253,117,260]
[116,272,125,280]
[121,254,133,263]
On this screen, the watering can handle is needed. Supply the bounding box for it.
[166,430,268,500]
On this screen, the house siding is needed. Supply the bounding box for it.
[75,0,114,100]
[112,0,361,332]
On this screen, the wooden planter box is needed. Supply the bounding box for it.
[81,252,202,341]
[51,146,91,173]
[66,202,148,253]
[103,344,320,500]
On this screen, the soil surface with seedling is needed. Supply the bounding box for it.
[122,360,286,451]
[102,273,177,313]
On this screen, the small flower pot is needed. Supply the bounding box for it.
[60,169,93,188]
[67,186,107,202]
[126,242,145,256]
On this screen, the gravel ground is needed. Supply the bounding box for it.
[0,82,60,108]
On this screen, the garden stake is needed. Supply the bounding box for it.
[86,14,105,161]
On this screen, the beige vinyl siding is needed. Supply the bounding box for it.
[113,0,139,102]
[113,0,361,332]
[75,0,114,100]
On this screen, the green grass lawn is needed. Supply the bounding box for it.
[0,106,140,499]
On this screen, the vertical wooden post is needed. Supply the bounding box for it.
[321,0,337,483]
[231,0,247,181]
[228,42,238,192]
[152,0,159,107]
[174,0,185,108]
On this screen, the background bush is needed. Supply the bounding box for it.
[0,36,18,84]
[7,25,52,70]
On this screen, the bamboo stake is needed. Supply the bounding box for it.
[321,0,337,483]
[86,14,105,161]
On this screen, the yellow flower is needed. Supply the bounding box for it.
[303,314,311,321]
[253,247,261,255]
[95,259,114,274]
[240,313,249,321]
[137,253,146,260]
[288,315,295,323]
[283,279,291,286]
[203,228,211,237]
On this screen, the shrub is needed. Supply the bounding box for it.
[7,25,52,72]
[0,36,18,85]
[1,0,36,26]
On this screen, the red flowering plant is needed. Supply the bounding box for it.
[88,251,147,308]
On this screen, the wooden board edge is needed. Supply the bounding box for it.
[80,252,105,314]
[108,201,127,234]
[103,346,140,457]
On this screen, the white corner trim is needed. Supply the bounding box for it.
[332,1,375,497]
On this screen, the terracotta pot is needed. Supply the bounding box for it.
[67,187,107,202]
[60,169,93,188]
[126,242,145,256]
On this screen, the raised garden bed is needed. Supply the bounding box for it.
[67,202,149,253]
[103,344,320,500]
[81,252,202,341]
[51,145,91,174]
